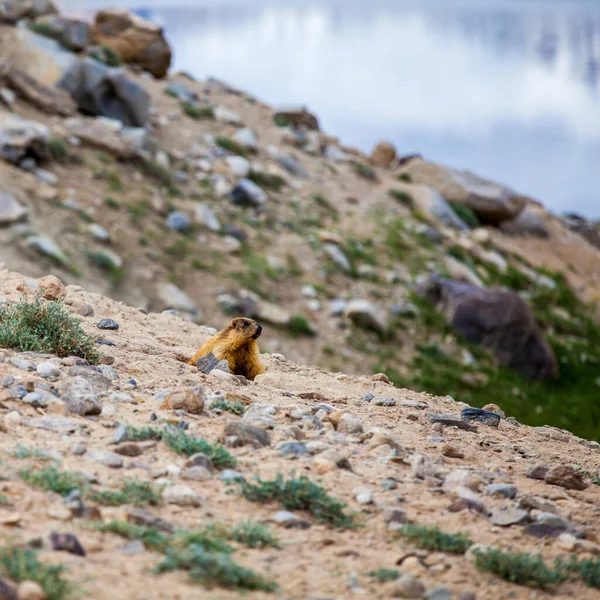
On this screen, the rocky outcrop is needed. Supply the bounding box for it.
[57,57,150,127]
[398,157,528,224]
[370,141,396,168]
[418,278,558,380]
[499,206,550,238]
[92,8,172,78]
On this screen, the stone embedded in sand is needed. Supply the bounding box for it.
[186,453,214,472]
[545,465,588,491]
[162,484,201,507]
[36,274,65,301]
[428,414,478,432]
[461,407,501,428]
[0,191,27,225]
[391,572,426,599]
[336,413,363,435]
[126,508,174,533]
[36,361,61,379]
[486,483,517,499]
[442,444,465,459]
[195,353,229,375]
[16,581,46,600]
[222,420,270,448]
[97,318,119,331]
[279,442,308,457]
[60,376,102,416]
[49,532,86,556]
[86,450,123,468]
[526,463,549,481]
[272,510,312,529]
[160,386,205,414]
[490,507,529,527]
[229,178,267,208]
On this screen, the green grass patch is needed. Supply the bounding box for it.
[180,102,215,120]
[88,479,162,507]
[92,520,169,551]
[162,428,236,469]
[387,189,413,208]
[396,173,412,183]
[215,136,248,157]
[104,196,120,209]
[11,445,50,460]
[248,170,285,191]
[210,399,247,416]
[557,555,600,588]
[353,162,377,181]
[48,136,68,162]
[0,547,73,600]
[19,465,83,497]
[449,202,480,229]
[287,315,315,337]
[239,474,355,529]
[273,115,288,127]
[230,520,280,549]
[368,568,399,583]
[475,548,565,588]
[0,295,100,364]
[396,524,472,553]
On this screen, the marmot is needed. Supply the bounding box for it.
[189,317,265,381]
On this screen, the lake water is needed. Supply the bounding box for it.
[56,0,600,218]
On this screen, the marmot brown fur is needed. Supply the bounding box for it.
[189,317,265,381]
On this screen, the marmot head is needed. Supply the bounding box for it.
[226,318,263,347]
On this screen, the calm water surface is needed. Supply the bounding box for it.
[56,0,600,218]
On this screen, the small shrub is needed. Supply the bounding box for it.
[368,568,399,583]
[273,115,288,127]
[0,494,10,505]
[125,425,163,441]
[388,189,413,208]
[215,136,248,157]
[0,547,73,600]
[248,170,285,191]
[396,524,472,553]
[126,199,151,224]
[353,162,377,181]
[475,548,565,588]
[19,465,83,497]
[29,22,57,39]
[447,244,468,262]
[11,445,50,460]
[180,101,215,120]
[92,520,169,551]
[155,546,278,592]
[48,136,68,162]
[210,399,247,416]
[288,315,315,337]
[96,151,113,164]
[240,474,355,529]
[230,520,280,549]
[450,202,480,229]
[88,479,162,507]
[0,295,100,364]
[557,555,600,588]
[397,173,412,183]
[104,196,120,209]
[161,428,236,469]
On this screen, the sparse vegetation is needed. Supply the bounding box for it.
[388,189,413,208]
[0,547,73,600]
[397,173,412,183]
[557,555,600,588]
[239,474,355,529]
[104,196,120,209]
[474,548,565,588]
[48,136,68,162]
[19,465,83,497]
[180,102,215,120]
[11,445,50,460]
[368,568,400,583]
[273,115,288,127]
[88,479,163,507]
[88,45,122,67]
[86,250,125,288]
[162,428,236,468]
[353,162,377,181]
[288,315,315,337]
[230,520,281,549]
[0,295,100,364]
[248,170,285,191]
[396,524,472,553]
[215,136,248,157]
[210,399,247,416]
[450,202,480,229]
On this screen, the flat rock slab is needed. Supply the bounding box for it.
[490,507,529,527]
[461,407,501,428]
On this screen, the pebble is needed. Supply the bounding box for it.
[374,397,396,407]
[86,451,124,469]
[383,506,407,524]
[119,540,146,555]
[49,532,86,556]
[186,453,214,472]
[337,413,363,435]
[392,572,426,598]
[272,510,311,529]
[490,507,529,527]
[9,385,27,399]
[486,483,517,499]
[70,444,87,456]
[36,361,61,378]
[182,466,212,481]
[219,469,245,483]
[97,318,119,330]
[222,420,271,448]
[160,386,205,414]
[166,211,192,232]
[195,352,229,375]
[382,478,398,491]
[461,407,501,428]
[162,484,202,506]
[279,442,308,457]
[302,415,323,431]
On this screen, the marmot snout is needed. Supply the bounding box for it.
[189,317,265,381]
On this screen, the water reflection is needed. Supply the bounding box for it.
[56,0,600,217]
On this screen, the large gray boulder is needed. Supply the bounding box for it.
[417,278,558,380]
[398,158,528,224]
[57,57,150,127]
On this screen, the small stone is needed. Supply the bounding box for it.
[374,397,396,407]
[60,376,102,416]
[428,414,478,432]
[482,403,505,418]
[279,442,308,457]
[229,179,267,208]
[97,318,119,330]
[182,466,212,481]
[163,484,202,506]
[160,386,205,414]
[219,469,245,483]
[383,506,407,524]
[272,510,311,529]
[382,478,398,491]
[486,483,517,499]
[459,593,476,600]
[126,508,174,533]
[186,453,214,472]
[425,587,452,600]
[392,572,426,598]
[0,579,17,599]
[195,353,230,375]
[442,444,464,459]
[302,415,323,431]
[545,465,588,490]
[113,443,145,457]
[86,451,123,469]
[222,420,270,448]
[49,532,85,556]
[461,407,501,428]
[36,361,61,378]
[490,507,529,527]
[70,444,87,456]
[337,413,363,435]
[25,416,81,433]
[526,464,549,480]
[16,581,46,600]
[355,490,373,505]
[166,210,192,232]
